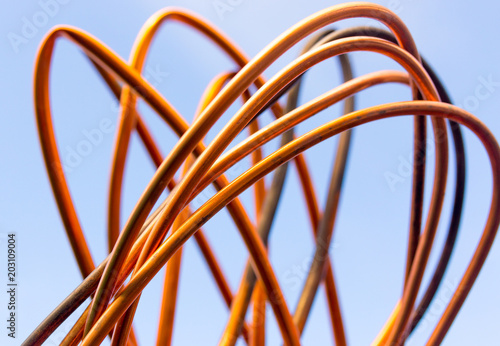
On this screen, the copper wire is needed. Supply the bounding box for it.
[25,3,500,346]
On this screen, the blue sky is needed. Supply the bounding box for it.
[1,0,499,345]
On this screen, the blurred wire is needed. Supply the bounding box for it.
[25,3,498,346]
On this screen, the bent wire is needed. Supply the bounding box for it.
[25,3,498,346]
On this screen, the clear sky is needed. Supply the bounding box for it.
[1,0,499,345]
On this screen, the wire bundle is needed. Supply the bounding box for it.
[25,2,500,345]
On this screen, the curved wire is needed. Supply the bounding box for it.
[85,5,424,339]
[27,4,497,345]
[26,68,407,346]
[314,27,466,341]
[219,29,356,345]
[80,29,447,342]
[34,4,426,342]
[81,101,498,346]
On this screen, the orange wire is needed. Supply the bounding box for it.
[35,4,422,340]
[86,33,441,341]
[79,101,499,346]
[30,3,500,345]
[84,5,423,338]
[125,36,432,346]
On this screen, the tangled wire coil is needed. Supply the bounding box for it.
[25,2,500,345]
